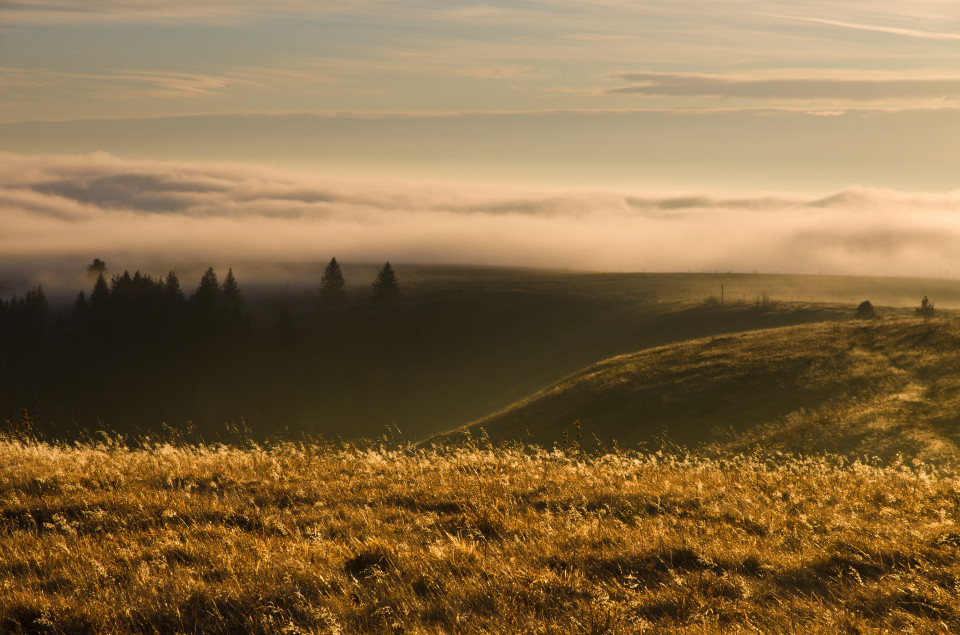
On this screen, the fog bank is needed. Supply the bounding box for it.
[3,152,960,292]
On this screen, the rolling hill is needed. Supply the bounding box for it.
[443,315,960,464]
[10,263,960,442]
[14,265,868,441]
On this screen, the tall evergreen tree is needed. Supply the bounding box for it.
[191,267,221,313]
[88,272,112,343]
[90,273,110,311]
[71,291,88,328]
[372,262,400,299]
[22,286,48,321]
[165,271,184,303]
[222,268,241,306]
[222,268,244,326]
[320,257,346,300]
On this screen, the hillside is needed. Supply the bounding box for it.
[9,265,871,441]
[446,316,960,464]
[2,439,958,633]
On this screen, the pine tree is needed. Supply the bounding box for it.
[190,267,223,326]
[88,273,112,342]
[372,262,400,299]
[23,286,48,321]
[165,271,184,303]
[86,258,107,280]
[71,291,88,328]
[192,267,220,305]
[222,268,242,308]
[90,273,110,311]
[222,268,244,327]
[320,258,346,301]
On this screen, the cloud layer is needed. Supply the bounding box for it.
[608,72,960,103]
[3,152,960,288]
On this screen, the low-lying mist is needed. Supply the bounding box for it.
[3,151,960,295]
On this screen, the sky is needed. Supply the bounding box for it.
[2,1,960,281]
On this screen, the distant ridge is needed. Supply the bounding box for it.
[440,316,960,464]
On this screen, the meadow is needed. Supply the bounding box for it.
[5,268,960,633]
[2,435,959,634]
[452,314,960,464]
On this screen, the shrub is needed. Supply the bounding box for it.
[856,300,875,319]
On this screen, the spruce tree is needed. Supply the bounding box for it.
[165,271,184,303]
[89,273,111,342]
[191,267,222,324]
[192,268,221,306]
[222,268,244,326]
[222,268,242,308]
[320,258,346,300]
[90,273,110,311]
[71,291,88,328]
[372,262,399,299]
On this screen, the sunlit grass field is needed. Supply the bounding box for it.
[3,436,959,633]
[452,315,960,464]
[6,270,960,633]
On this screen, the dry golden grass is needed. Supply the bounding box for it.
[2,436,959,634]
[450,316,960,464]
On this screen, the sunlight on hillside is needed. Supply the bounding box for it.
[456,315,960,464]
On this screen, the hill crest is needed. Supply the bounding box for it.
[441,316,960,464]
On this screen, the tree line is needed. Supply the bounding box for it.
[321,258,399,300]
[0,262,245,406]
[0,257,406,433]
[0,258,401,351]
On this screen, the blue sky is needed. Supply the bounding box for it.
[1,1,959,277]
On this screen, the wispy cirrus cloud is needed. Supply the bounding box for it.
[0,0,370,23]
[559,33,629,41]
[3,153,960,284]
[105,70,253,98]
[765,14,960,42]
[456,66,539,79]
[0,0,548,24]
[0,67,254,99]
[0,64,332,101]
[606,71,960,104]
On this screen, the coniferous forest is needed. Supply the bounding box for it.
[1,265,258,438]
[3,260,411,439]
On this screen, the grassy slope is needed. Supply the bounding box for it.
[235,266,916,440]
[448,316,960,464]
[24,264,960,440]
[228,266,960,441]
[2,439,959,634]
[35,267,864,441]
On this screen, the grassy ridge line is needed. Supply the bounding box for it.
[2,438,959,633]
[20,268,853,440]
[448,316,960,463]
